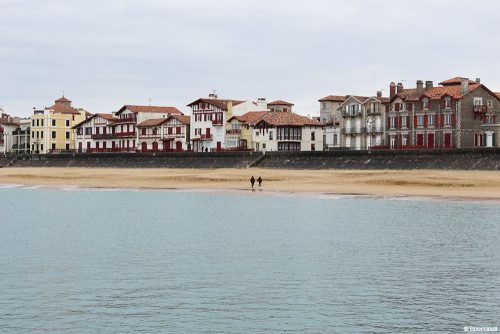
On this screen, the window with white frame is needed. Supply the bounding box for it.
[402,135,407,146]
[423,99,430,110]
[444,114,451,126]
[418,115,424,127]
[428,115,435,126]
[401,116,407,128]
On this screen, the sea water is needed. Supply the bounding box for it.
[0,187,499,334]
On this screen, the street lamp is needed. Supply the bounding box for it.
[367,119,373,149]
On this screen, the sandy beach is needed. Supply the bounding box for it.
[0,167,500,200]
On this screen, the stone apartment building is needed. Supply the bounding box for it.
[318,95,346,124]
[339,93,387,150]
[386,77,499,149]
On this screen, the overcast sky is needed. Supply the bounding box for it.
[1,0,499,117]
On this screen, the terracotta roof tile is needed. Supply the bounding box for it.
[230,111,270,124]
[136,118,168,127]
[438,77,476,86]
[268,100,294,106]
[170,114,191,125]
[0,113,20,126]
[422,84,480,100]
[122,105,183,115]
[136,114,191,128]
[45,104,85,115]
[55,96,71,103]
[96,113,118,121]
[71,113,115,129]
[319,95,346,102]
[256,112,321,127]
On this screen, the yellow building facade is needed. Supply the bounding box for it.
[226,111,269,150]
[30,96,88,154]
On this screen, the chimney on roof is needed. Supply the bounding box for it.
[389,82,396,98]
[425,81,433,91]
[461,78,470,94]
[208,93,218,99]
[475,78,481,84]
[397,82,403,94]
[376,91,382,98]
[257,97,267,109]
[416,80,424,95]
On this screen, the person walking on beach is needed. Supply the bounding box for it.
[250,176,255,189]
[257,176,263,188]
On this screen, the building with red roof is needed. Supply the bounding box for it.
[188,93,268,152]
[386,77,499,149]
[251,111,323,152]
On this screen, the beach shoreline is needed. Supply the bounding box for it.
[1,167,500,201]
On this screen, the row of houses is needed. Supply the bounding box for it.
[0,94,323,155]
[320,77,500,150]
[1,76,499,155]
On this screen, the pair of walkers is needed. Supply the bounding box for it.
[250,176,263,189]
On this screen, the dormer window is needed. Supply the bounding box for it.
[445,98,451,109]
[423,99,430,110]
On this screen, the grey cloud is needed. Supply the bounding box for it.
[0,0,499,117]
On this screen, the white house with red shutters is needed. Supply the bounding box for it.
[187,94,268,152]
[136,115,191,152]
[74,113,119,152]
[113,105,183,151]
[73,105,183,152]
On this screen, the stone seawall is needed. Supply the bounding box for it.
[1,149,500,170]
[6,152,264,169]
[260,148,500,170]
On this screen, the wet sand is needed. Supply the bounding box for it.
[0,167,500,200]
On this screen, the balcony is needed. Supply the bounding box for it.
[115,131,137,137]
[226,129,241,135]
[366,126,383,133]
[116,116,137,123]
[91,133,116,139]
[163,132,185,139]
[366,108,381,115]
[474,105,487,113]
[212,119,224,126]
[200,134,212,140]
[342,127,353,134]
[342,111,361,117]
[353,127,366,134]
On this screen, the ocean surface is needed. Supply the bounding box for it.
[0,186,499,334]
